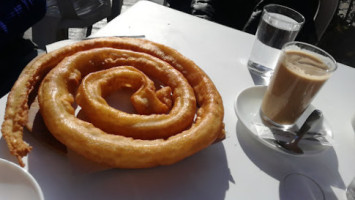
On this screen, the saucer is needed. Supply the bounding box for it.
[0,158,44,200]
[234,86,333,156]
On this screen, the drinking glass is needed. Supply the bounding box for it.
[248,4,305,80]
[280,173,325,200]
[347,177,355,200]
[260,41,337,130]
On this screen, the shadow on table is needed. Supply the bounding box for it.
[33,142,233,200]
[1,123,233,200]
[68,143,233,200]
[236,121,346,200]
[247,68,270,86]
[0,137,19,164]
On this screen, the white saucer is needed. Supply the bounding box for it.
[0,158,44,200]
[234,86,333,156]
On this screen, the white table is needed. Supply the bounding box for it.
[1,1,355,199]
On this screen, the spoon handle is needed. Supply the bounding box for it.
[295,109,323,142]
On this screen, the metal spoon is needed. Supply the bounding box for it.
[275,109,323,154]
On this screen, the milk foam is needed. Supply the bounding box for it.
[283,51,331,80]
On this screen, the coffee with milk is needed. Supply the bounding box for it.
[261,50,331,126]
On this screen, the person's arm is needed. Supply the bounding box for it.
[0,0,46,46]
[191,0,217,20]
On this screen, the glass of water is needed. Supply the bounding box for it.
[247,4,305,82]
[348,177,355,200]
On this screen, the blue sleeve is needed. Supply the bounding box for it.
[0,0,46,46]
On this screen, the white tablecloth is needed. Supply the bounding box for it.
[1,1,355,199]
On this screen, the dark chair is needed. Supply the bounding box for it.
[313,0,339,42]
[32,0,123,49]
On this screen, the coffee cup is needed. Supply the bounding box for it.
[260,41,337,129]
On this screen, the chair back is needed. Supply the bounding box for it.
[314,0,339,41]
[32,0,122,49]
[46,0,112,23]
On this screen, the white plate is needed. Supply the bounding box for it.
[234,86,333,156]
[0,158,44,200]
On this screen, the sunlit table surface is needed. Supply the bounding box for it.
[1,1,355,199]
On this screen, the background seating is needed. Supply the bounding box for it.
[32,0,123,49]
